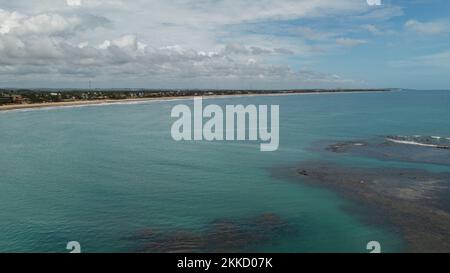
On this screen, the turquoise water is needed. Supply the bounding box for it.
[1,90,449,253]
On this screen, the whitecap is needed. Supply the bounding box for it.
[386,138,440,148]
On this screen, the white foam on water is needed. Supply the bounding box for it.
[386,138,440,148]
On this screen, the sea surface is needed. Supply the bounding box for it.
[1,90,449,253]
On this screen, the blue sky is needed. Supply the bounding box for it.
[0,0,449,89]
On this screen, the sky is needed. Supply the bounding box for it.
[0,0,449,89]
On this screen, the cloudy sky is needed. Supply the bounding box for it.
[0,0,449,89]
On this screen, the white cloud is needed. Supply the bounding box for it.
[66,0,82,7]
[336,38,367,47]
[391,51,450,69]
[0,0,389,87]
[361,24,382,35]
[0,31,353,86]
[0,9,25,34]
[295,26,339,41]
[356,5,403,20]
[0,9,109,36]
[223,44,293,56]
[405,19,450,35]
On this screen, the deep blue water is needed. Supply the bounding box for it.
[0,90,449,253]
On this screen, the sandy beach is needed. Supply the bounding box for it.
[0,97,195,112]
[0,90,392,112]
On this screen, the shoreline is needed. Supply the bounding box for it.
[0,89,391,112]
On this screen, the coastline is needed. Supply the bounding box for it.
[0,89,391,112]
[0,97,193,112]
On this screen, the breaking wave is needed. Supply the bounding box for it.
[386,135,450,149]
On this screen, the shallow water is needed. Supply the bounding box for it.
[1,90,449,253]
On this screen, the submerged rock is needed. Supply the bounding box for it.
[130,213,294,253]
[319,136,450,167]
[293,161,450,253]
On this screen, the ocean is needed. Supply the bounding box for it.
[1,90,449,253]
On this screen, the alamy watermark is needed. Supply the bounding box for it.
[66,241,81,253]
[171,98,280,152]
[367,241,382,253]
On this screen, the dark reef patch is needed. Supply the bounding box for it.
[127,213,295,253]
[293,162,450,253]
[273,135,450,252]
[319,135,450,167]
